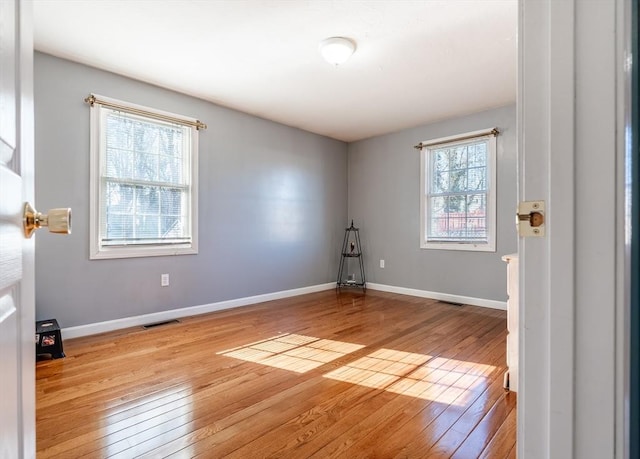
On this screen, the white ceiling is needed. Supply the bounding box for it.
[33,1,517,142]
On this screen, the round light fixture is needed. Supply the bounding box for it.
[318,37,356,66]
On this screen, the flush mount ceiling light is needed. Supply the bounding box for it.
[318,37,356,66]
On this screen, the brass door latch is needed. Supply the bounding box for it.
[517,201,545,237]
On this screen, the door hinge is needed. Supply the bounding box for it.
[517,201,545,237]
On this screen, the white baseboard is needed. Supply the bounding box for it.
[366,282,507,311]
[62,281,505,339]
[62,282,336,339]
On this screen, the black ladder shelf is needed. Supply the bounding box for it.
[336,220,366,290]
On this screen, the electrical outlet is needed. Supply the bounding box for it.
[161,273,169,287]
[380,259,385,268]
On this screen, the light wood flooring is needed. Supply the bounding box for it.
[36,289,516,458]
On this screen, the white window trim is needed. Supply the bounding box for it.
[419,128,497,252]
[89,95,199,259]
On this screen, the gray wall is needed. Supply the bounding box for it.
[34,52,348,328]
[347,105,517,301]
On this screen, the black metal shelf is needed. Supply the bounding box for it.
[336,220,366,290]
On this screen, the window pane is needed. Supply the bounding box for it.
[162,216,184,237]
[106,115,133,150]
[106,111,185,185]
[159,154,182,183]
[136,186,160,214]
[467,193,486,214]
[429,196,449,239]
[433,170,449,193]
[467,194,487,240]
[468,143,487,167]
[160,188,182,215]
[106,182,134,213]
[450,146,467,170]
[134,123,158,155]
[103,184,187,240]
[467,167,486,191]
[134,153,159,181]
[428,193,488,241]
[105,148,133,179]
[158,128,183,157]
[433,149,449,173]
[448,169,467,193]
[136,215,160,239]
[105,214,134,240]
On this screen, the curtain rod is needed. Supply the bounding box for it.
[84,94,207,130]
[413,127,498,150]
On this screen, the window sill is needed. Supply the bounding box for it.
[90,244,198,260]
[421,241,496,252]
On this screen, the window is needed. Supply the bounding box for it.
[419,128,497,252]
[88,95,200,259]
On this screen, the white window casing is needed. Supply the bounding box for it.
[419,128,497,252]
[89,95,199,259]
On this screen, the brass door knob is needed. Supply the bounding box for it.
[23,203,71,238]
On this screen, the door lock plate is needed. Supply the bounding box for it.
[517,201,545,237]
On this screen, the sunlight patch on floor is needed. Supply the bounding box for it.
[217,333,365,373]
[323,348,496,406]
[219,336,497,406]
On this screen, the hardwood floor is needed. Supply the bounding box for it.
[36,289,516,458]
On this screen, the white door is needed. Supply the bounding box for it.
[519,1,621,458]
[0,1,35,458]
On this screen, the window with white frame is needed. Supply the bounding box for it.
[419,128,497,252]
[88,95,201,259]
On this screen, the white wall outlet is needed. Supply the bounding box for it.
[161,273,169,287]
[380,259,385,268]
